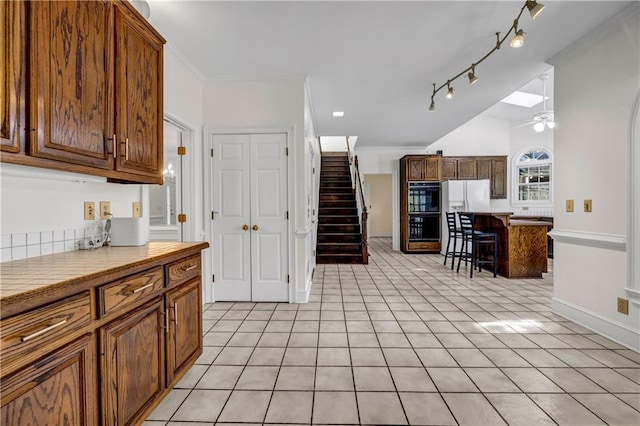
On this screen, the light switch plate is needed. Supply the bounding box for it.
[584,199,592,212]
[566,199,574,213]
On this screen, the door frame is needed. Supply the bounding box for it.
[204,127,295,303]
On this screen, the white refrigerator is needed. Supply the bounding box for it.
[440,179,491,255]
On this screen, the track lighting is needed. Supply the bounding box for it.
[468,65,479,85]
[446,81,454,99]
[526,1,545,19]
[510,21,525,48]
[428,0,545,111]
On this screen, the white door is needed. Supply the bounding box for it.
[212,133,289,302]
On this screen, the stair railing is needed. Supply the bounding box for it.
[346,137,369,264]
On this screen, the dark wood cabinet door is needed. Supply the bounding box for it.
[441,158,457,180]
[457,158,477,180]
[406,157,425,181]
[491,157,507,199]
[29,0,113,169]
[477,158,491,180]
[101,299,165,426]
[114,5,163,181]
[1,334,98,426]
[0,0,25,153]
[424,156,441,181]
[166,279,202,385]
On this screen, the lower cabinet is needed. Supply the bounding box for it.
[166,279,202,384]
[0,333,98,425]
[0,244,207,426]
[101,299,165,426]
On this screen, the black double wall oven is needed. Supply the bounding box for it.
[407,182,441,243]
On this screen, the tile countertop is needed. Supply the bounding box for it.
[0,241,209,317]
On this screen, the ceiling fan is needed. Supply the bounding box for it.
[518,74,555,132]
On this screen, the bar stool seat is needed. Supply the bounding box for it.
[456,212,498,278]
[443,212,462,269]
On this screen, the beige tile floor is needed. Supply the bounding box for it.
[144,237,640,425]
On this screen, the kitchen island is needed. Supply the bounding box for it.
[464,212,551,279]
[0,241,208,425]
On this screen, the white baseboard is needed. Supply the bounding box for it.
[552,297,640,352]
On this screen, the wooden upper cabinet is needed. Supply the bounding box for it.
[406,157,425,181]
[0,0,26,153]
[490,157,507,199]
[441,158,457,180]
[477,158,491,180]
[29,0,113,169]
[113,4,163,181]
[457,158,477,179]
[424,156,441,181]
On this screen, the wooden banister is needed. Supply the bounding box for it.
[346,136,369,264]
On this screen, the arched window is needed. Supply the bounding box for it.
[515,149,552,202]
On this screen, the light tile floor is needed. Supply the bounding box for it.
[145,237,640,425]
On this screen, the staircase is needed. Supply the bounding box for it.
[316,153,366,264]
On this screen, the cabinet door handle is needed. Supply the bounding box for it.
[174,303,178,326]
[184,265,198,272]
[131,282,155,294]
[125,138,129,161]
[164,308,169,332]
[112,134,117,158]
[21,317,69,342]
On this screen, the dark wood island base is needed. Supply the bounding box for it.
[465,212,551,279]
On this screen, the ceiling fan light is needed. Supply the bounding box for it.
[546,120,555,129]
[533,121,545,132]
[510,29,524,48]
[526,1,545,20]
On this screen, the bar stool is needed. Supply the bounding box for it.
[443,212,461,269]
[456,212,498,278]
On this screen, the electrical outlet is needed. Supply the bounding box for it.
[99,201,111,219]
[584,199,592,212]
[84,202,95,220]
[566,199,574,213]
[617,297,629,315]
[132,202,141,218]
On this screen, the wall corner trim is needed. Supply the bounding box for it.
[551,297,640,352]
[548,229,626,251]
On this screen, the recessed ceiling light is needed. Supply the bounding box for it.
[500,91,545,108]
[332,111,344,117]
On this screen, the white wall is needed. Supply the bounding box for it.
[428,114,510,156]
[203,77,313,302]
[549,3,639,350]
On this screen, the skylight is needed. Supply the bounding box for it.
[500,91,545,108]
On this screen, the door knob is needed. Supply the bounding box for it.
[252,225,259,231]
[242,224,249,231]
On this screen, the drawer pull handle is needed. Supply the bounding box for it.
[164,308,169,332]
[131,282,155,293]
[184,265,198,272]
[21,317,69,342]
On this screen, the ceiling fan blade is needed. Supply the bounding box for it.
[513,120,536,128]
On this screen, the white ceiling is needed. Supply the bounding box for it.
[147,1,631,149]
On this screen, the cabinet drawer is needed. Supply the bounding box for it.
[0,291,91,374]
[166,255,201,288]
[98,267,164,317]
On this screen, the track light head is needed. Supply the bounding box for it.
[468,65,478,85]
[510,29,524,48]
[429,98,436,111]
[526,1,545,19]
[446,83,454,99]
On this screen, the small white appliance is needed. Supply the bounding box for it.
[109,218,148,246]
[440,179,491,255]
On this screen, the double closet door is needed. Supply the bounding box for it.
[212,133,289,302]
